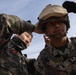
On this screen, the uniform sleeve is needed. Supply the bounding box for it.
[0,13,35,35]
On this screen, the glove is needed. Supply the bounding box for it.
[62,1,76,13]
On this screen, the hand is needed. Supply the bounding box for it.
[34,21,43,34]
[43,34,50,45]
[62,1,76,13]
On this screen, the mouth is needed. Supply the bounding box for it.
[54,30,63,33]
[53,30,64,37]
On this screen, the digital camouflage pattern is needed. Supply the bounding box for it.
[0,13,34,46]
[34,38,76,75]
[0,37,35,75]
[0,47,35,75]
[0,13,35,75]
[0,47,29,75]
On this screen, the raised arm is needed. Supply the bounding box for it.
[0,14,35,34]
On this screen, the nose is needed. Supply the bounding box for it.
[55,23,60,28]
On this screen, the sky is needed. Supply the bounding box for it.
[0,0,76,58]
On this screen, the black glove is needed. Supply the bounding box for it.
[62,1,76,13]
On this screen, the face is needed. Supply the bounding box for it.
[16,32,32,47]
[46,18,67,39]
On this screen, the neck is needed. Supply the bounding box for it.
[50,36,67,48]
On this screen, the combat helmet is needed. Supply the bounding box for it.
[38,4,70,32]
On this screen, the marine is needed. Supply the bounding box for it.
[0,13,38,75]
[34,4,76,75]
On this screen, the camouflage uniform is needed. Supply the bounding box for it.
[34,4,76,75]
[0,13,34,45]
[0,13,35,75]
[34,37,76,75]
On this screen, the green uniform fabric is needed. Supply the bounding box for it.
[0,36,35,75]
[0,13,35,75]
[34,37,76,75]
[0,13,34,47]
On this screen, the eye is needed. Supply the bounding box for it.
[47,23,52,27]
[25,34,29,38]
[57,22,64,25]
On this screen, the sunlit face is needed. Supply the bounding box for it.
[46,19,67,39]
[17,32,32,47]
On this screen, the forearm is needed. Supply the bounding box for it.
[9,18,35,34]
[0,13,35,35]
